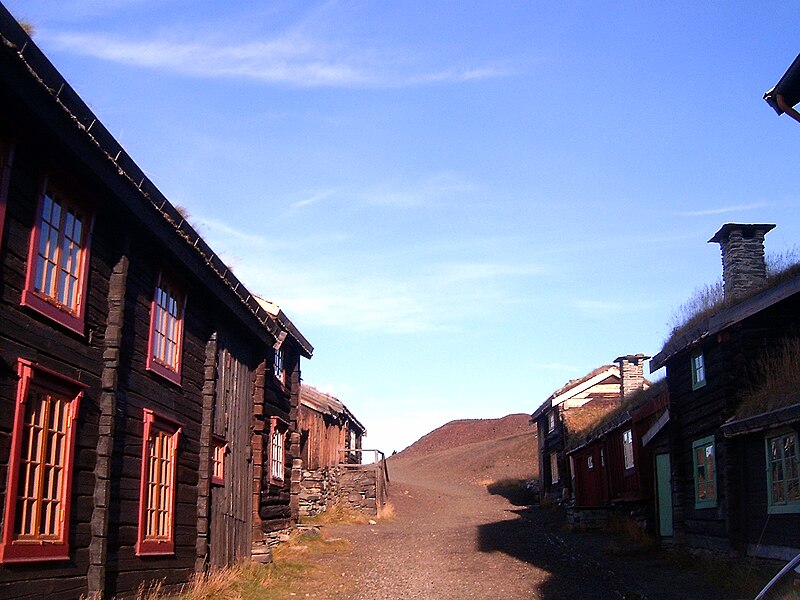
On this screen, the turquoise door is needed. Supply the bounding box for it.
[656,453,673,537]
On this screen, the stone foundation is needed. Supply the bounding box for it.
[567,507,614,530]
[299,466,340,517]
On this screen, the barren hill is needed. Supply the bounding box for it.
[399,413,534,456]
[391,414,538,486]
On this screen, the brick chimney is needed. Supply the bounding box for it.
[615,354,650,399]
[708,223,775,302]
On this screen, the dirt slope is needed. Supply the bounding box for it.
[395,413,538,485]
[399,413,534,456]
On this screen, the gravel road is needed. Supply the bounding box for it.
[311,454,773,600]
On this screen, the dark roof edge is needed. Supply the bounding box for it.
[651,274,800,371]
[722,402,800,437]
[0,6,299,348]
[271,307,313,358]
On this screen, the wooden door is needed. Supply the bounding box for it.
[209,344,254,567]
[655,453,673,537]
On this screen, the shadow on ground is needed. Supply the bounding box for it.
[476,502,774,600]
[485,479,537,507]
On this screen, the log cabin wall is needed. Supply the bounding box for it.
[0,9,311,597]
[664,291,800,555]
[0,131,107,599]
[665,340,733,552]
[256,342,299,543]
[207,334,257,569]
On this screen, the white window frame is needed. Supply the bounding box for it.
[623,428,635,470]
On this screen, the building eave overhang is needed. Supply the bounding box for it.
[549,366,619,407]
[255,298,313,358]
[721,402,800,438]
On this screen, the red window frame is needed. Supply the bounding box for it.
[0,359,84,563]
[0,140,14,247]
[211,435,226,486]
[136,409,181,556]
[269,417,288,484]
[146,272,186,385]
[21,178,93,335]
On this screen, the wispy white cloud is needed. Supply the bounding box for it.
[196,217,269,245]
[289,189,338,210]
[229,246,542,335]
[676,203,768,217]
[42,29,507,88]
[434,262,541,285]
[361,173,474,208]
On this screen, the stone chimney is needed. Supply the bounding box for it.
[708,223,775,302]
[615,354,650,399]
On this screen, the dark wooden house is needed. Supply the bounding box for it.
[651,223,800,559]
[531,355,649,504]
[297,386,366,516]
[0,7,312,598]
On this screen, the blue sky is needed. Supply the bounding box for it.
[6,1,800,455]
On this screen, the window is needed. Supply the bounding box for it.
[766,431,800,514]
[137,409,181,556]
[622,428,635,470]
[691,350,706,390]
[274,347,285,385]
[550,451,559,484]
[0,360,83,563]
[547,410,556,433]
[147,273,185,385]
[587,455,594,470]
[0,140,14,246]
[211,436,226,486]
[693,435,717,508]
[22,182,93,335]
[269,417,287,483]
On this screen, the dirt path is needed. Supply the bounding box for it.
[300,455,774,600]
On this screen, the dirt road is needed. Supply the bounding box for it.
[309,453,773,600]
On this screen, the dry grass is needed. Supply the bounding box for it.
[603,513,656,555]
[665,280,725,343]
[665,548,779,598]
[300,502,373,526]
[130,530,350,600]
[664,249,800,347]
[569,380,668,444]
[736,337,800,419]
[378,500,396,520]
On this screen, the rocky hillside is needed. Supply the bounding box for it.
[391,414,538,486]
[399,413,534,456]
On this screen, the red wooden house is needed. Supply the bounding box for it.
[569,380,668,517]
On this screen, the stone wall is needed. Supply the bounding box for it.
[299,460,388,517]
[338,465,380,515]
[299,466,340,517]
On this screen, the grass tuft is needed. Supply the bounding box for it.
[301,502,373,525]
[603,513,656,555]
[736,337,800,418]
[664,248,800,348]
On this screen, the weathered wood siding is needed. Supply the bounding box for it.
[207,340,255,568]
[299,409,345,470]
[0,13,309,596]
[666,290,800,554]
